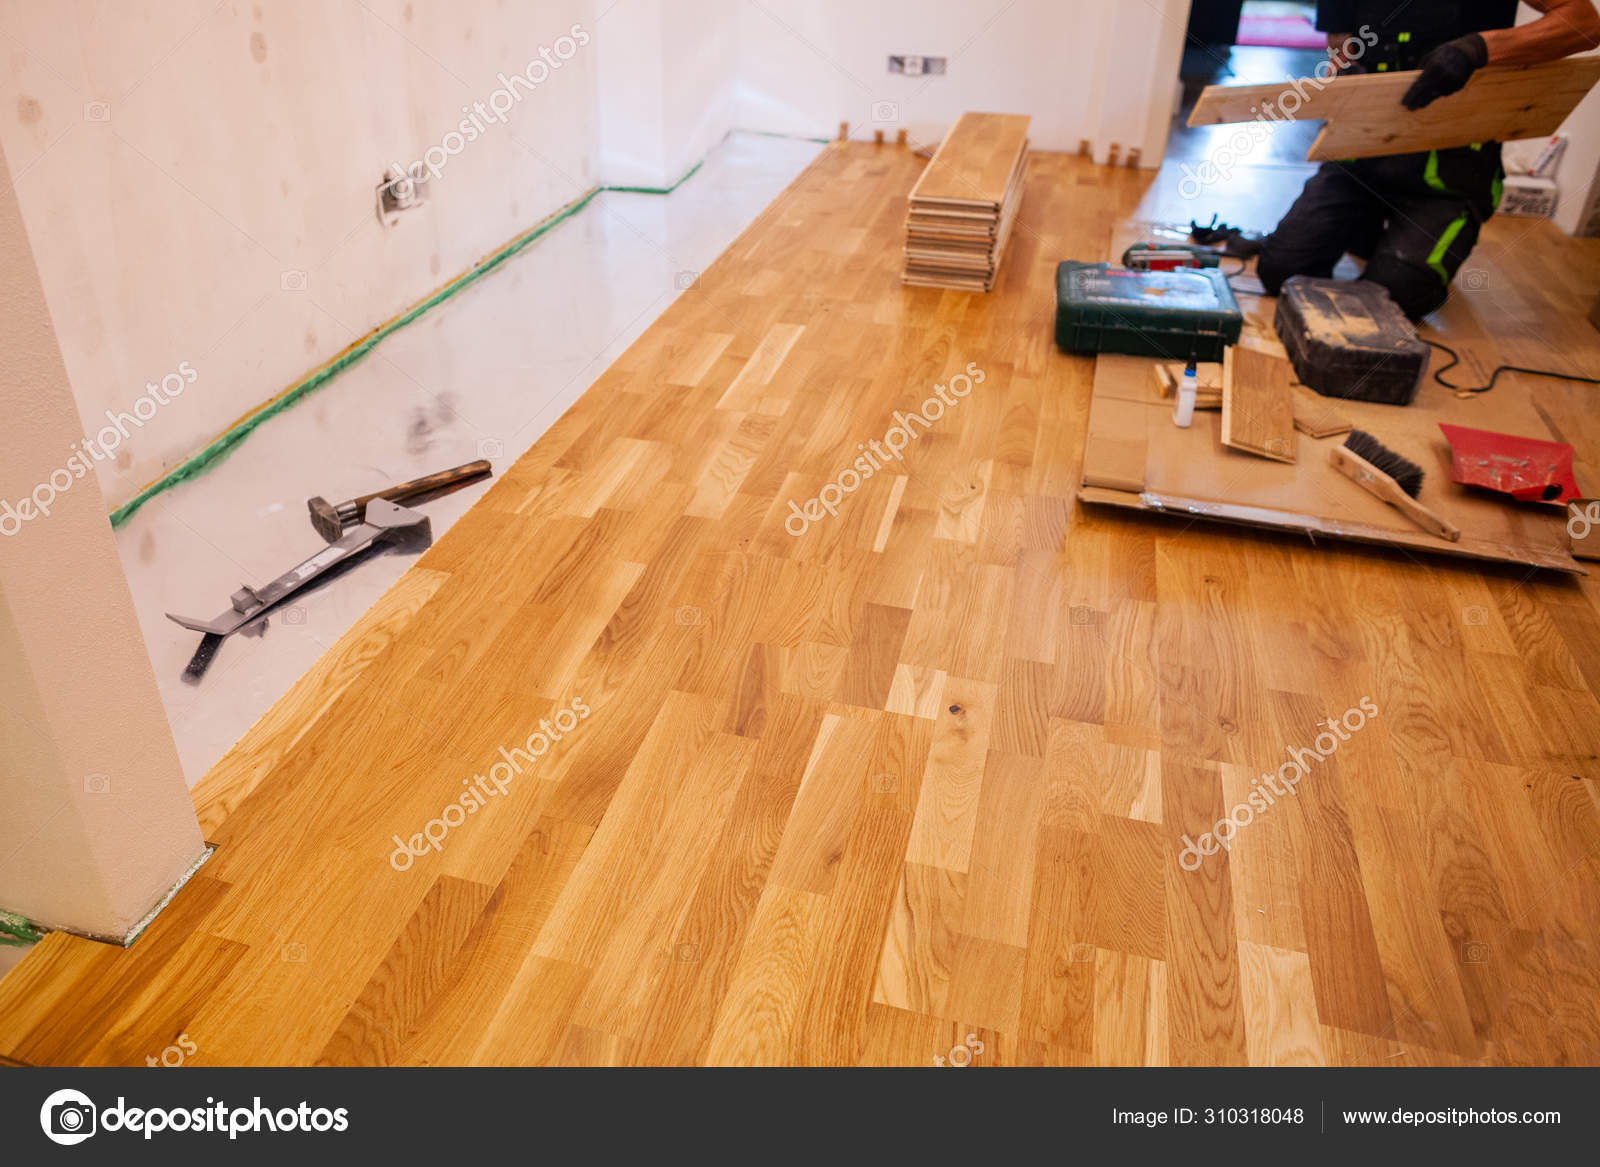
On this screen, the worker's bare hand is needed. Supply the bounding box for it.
[1325,31,1358,72]
[1402,33,1488,109]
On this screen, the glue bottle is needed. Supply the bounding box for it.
[1173,360,1198,428]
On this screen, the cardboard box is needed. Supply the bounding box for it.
[1500,174,1558,218]
[1569,498,1600,560]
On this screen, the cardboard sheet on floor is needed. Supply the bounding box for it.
[1080,351,1583,573]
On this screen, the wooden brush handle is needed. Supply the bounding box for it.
[1329,445,1461,542]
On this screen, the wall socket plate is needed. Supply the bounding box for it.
[888,55,946,75]
[376,163,430,227]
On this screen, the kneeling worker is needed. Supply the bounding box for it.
[1255,0,1600,321]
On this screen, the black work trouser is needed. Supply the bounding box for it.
[1256,145,1501,321]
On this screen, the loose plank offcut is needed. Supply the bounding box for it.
[904,112,1030,292]
[1221,343,1296,464]
[1189,57,1600,162]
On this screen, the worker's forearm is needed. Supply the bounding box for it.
[1481,2,1600,66]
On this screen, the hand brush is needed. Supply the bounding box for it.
[1330,429,1461,542]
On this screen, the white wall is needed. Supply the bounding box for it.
[597,0,740,189]
[2,137,207,940]
[1552,79,1600,235]
[1508,2,1600,234]
[596,0,668,186]
[664,1,740,184]
[0,0,601,507]
[734,0,1191,163]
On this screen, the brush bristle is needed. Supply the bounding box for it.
[1344,429,1424,497]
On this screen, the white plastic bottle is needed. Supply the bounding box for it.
[1173,361,1198,428]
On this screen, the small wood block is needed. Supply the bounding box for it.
[1291,387,1353,439]
[896,128,908,146]
[1153,362,1222,400]
[838,121,849,141]
[874,129,885,145]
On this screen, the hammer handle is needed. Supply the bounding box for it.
[348,460,492,514]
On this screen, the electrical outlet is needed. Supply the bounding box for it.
[376,163,430,227]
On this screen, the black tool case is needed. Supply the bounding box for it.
[1273,276,1428,406]
[1055,261,1242,362]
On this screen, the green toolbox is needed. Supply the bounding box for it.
[1055,260,1242,363]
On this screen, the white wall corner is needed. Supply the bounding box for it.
[595,0,670,187]
[1,139,208,944]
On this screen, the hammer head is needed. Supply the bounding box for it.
[307,495,343,543]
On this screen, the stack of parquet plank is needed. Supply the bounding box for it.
[903,112,1030,292]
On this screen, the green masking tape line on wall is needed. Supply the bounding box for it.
[0,909,44,947]
[106,155,719,529]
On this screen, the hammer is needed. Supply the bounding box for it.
[171,497,436,679]
[307,459,492,543]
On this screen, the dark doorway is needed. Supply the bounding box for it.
[1186,1,1324,50]
[1137,2,1329,233]
[1170,2,1327,170]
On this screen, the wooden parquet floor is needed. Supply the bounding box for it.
[4,143,1600,1066]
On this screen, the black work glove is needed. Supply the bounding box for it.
[1402,33,1488,110]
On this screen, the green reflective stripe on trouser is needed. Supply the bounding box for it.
[1427,212,1470,285]
[1423,149,1474,202]
[1423,150,1446,193]
[1492,169,1503,210]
